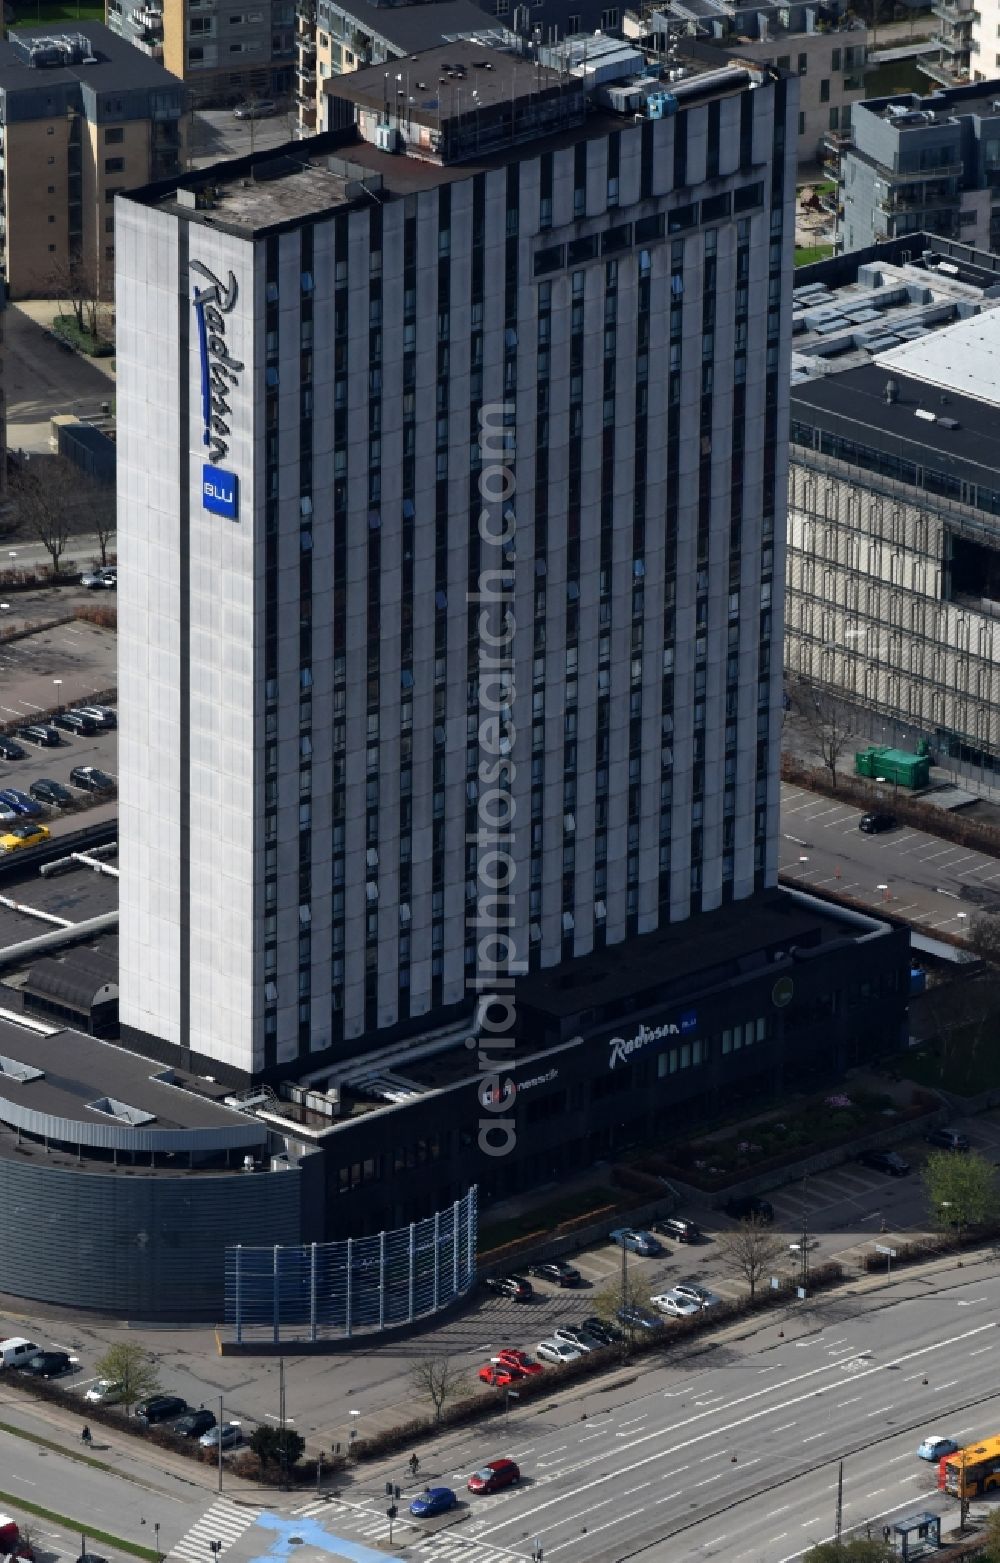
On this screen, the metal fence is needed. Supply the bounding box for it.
[223,1186,478,1343]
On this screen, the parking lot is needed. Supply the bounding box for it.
[780,781,1000,937]
[2,1105,996,1455]
[0,620,116,725]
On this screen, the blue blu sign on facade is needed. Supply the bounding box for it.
[191,258,242,521]
[203,464,239,519]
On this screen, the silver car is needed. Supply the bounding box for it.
[199,1421,243,1450]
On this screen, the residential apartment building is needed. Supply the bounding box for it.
[0,26,184,301]
[841,83,1000,255]
[925,0,974,88]
[637,3,868,163]
[787,236,1000,774]
[107,0,295,107]
[296,0,486,137]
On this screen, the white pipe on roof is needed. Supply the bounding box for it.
[70,853,119,878]
[0,895,72,929]
[0,911,118,971]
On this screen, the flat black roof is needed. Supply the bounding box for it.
[0,1018,255,1131]
[791,360,1000,488]
[329,0,494,53]
[516,890,867,1020]
[0,23,181,95]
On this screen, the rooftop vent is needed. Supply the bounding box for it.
[0,1055,44,1085]
[884,378,899,404]
[938,416,961,429]
[914,407,936,422]
[87,1096,155,1127]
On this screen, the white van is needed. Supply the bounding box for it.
[0,1337,38,1369]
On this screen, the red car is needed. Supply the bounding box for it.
[468,1458,521,1495]
[495,1349,544,1376]
[479,1363,522,1387]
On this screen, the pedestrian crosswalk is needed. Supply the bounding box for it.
[288,1495,525,1562]
[166,1500,259,1563]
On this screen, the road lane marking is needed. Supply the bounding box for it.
[802,1433,825,1444]
[474,1321,997,1543]
[866,1406,893,1417]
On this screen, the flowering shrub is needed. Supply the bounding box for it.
[825,1094,852,1109]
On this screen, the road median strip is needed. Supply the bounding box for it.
[0,1486,159,1561]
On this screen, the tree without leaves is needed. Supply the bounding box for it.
[592,1269,655,1359]
[716,1214,785,1301]
[923,1147,997,1239]
[72,468,116,566]
[790,678,857,790]
[409,1356,465,1423]
[920,971,1000,1084]
[9,460,75,575]
[969,907,1000,966]
[92,1341,160,1416]
[48,256,101,340]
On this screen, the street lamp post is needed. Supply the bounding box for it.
[217,1393,224,1494]
[52,678,62,714]
[531,1539,544,1563]
[154,1525,160,1563]
[385,1484,400,1546]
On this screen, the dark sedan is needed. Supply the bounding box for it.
[859,1149,911,1177]
[20,1350,73,1378]
[528,1260,582,1287]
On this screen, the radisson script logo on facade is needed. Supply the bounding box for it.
[191,259,241,521]
[607,1011,697,1070]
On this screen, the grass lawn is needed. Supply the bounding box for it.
[478,1184,623,1254]
[10,0,103,25]
[795,243,835,267]
[53,313,114,357]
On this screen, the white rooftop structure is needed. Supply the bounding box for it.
[874,307,1000,410]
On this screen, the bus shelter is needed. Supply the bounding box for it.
[889,1512,942,1558]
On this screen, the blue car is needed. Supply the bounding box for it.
[609,1227,661,1257]
[917,1435,959,1462]
[617,1303,662,1331]
[409,1487,456,1519]
[0,789,42,818]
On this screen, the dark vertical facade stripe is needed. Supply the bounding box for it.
[178,222,191,1065]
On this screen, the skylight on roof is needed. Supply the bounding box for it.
[87,1095,155,1127]
[0,1055,44,1084]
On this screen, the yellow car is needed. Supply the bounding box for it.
[0,822,50,852]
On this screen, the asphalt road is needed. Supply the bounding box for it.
[312,1268,1000,1563]
[780,782,1000,937]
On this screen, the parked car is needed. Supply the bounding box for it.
[609,1227,660,1256]
[29,778,74,808]
[494,1348,544,1376]
[552,1325,604,1354]
[200,1422,243,1450]
[80,566,116,590]
[84,1379,122,1404]
[859,1149,911,1177]
[672,1282,715,1308]
[20,1350,73,1378]
[581,1315,624,1345]
[724,1195,774,1223]
[69,765,116,794]
[0,737,25,761]
[616,1303,661,1332]
[536,1338,582,1365]
[0,788,43,817]
[859,811,897,835]
[467,1458,520,1495]
[173,1409,217,1439]
[409,1487,456,1519]
[655,1216,702,1244]
[650,1290,702,1319]
[74,705,117,730]
[0,822,49,852]
[917,1434,960,1462]
[0,805,15,824]
[134,1394,187,1426]
[529,1260,582,1288]
[16,725,60,748]
[482,1274,533,1302]
[53,711,99,735]
[233,98,278,118]
[478,1363,523,1387]
[926,1127,970,1152]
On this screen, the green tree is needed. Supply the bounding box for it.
[593,1271,652,1358]
[92,1341,160,1415]
[803,1540,895,1563]
[248,1424,305,1470]
[979,1505,1000,1560]
[923,1147,998,1238]
[717,1214,785,1300]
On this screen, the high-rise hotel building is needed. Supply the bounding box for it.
[117,43,810,1083]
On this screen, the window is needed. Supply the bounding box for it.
[734,181,764,212]
[105,216,114,233]
[47,214,55,224]
[798,111,805,136]
[668,203,697,233]
[188,45,204,59]
[47,243,56,252]
[105,245,115,260]
[820,77,830,103]
[798,51,807,73]
[701,192,731,223]
[635,212,664,242]
[600,6,618,24]
[567,234,598,264]
[105,127,124,145]
[829,107,840,131]
[566,11,580,28]
[189,14,211,29]
[533,244,563,276]
[105,157,125,173]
